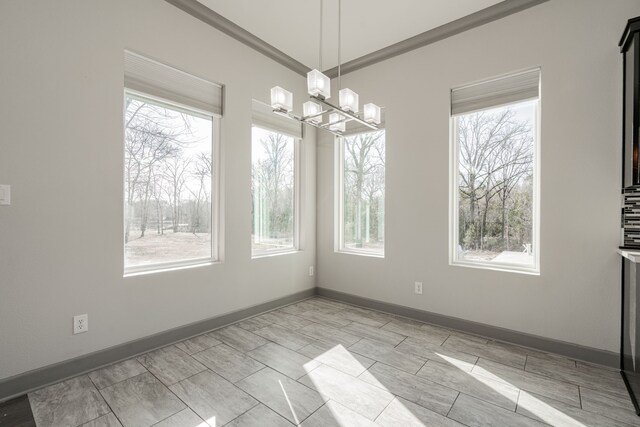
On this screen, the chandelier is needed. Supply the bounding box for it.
[269,0,382,136]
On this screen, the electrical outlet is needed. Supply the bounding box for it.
[414,281,423,295]
[309,266,314,276]
[73,314,88,334]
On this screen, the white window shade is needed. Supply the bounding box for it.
[451,68,540,116]
[252,99,302,139]
[124,50,223,117]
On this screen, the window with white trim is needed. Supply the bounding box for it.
[123,51,221,274]
[251,100,300,257]
[450,68,540,273]
[337,130,385,256]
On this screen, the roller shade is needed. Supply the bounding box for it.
[451,68,540,116]
[124,50,223,117]
[252,99,302,139]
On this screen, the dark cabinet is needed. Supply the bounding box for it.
[621,17,640,415]
[622,17,640,188]
[622,257,640,413]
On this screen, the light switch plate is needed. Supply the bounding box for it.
[0,185,10,206]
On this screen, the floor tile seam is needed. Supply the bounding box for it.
[464,375,582,409]
[287,340,354,367]
[371,390,398,423]
[137,359,209,388]
[522,364,628,396]
[295,399,329,425]
[345,319,408,334]
[176,341,224,356]
[188,342,225,360]
[337,315,388,329]
[578,385,583,410]
[472,357,586,395]
[229,366,268,385]
[345,343,428,375]
[407,352,478,375]
[451,390,521,415]
[355,361,463,402]
[295,314,354,329]
[149,406,207,427]
[411,369,520,413]
[250,328,316,351]
[241,354,309,383]
[243,341,312,370]
[516,388,640,427]
[344,333,408,349]
[528,386,640,427]
[440,345,527,370]
[165,366,220,389]
[68,408,114,427]
[138,366,192,421]
[216,400,261,427]
[87,365,152,392]
[420,359,522,394]
[371,336,452,357]
[445,390,461,418]
[393,335,408,349]
[579,384,636,407]
[96,374,143,427]
[234,371,323,424]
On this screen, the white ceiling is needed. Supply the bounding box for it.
[197,0,503,70]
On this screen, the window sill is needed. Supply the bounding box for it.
[336,249,385,259]
[124,258,216,277]
[252,249,299,259]
[450,259,539,276]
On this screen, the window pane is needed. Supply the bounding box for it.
[124,94,213,270]
[341,130,385,255]
[456,100,536,268]
[251,126,296,254]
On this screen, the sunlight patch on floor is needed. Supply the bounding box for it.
[436,353,587,427]
[303,344,424,426]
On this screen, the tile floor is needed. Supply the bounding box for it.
[26,297,640,427]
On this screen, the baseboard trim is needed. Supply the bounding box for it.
[0,288,315,402]
[316,287,619,368]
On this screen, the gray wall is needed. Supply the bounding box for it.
[317,0,640,353]
[0,1,315,381]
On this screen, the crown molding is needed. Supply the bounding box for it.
[164,0,311,76]
[164,0,550,78]
[323,0,550,78]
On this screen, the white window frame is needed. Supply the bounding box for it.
[250,125,300,259]
[123,89,220,276]
[335,130,386,258]
[449,71,541,275]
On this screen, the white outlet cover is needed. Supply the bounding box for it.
[73,314,88,334]
[0,185,10,206]
[309,266,314,276]
[414,281,423,295]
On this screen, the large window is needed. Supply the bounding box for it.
[337,130,385,256]
[124,94,215,272]
[123,51,221,274]
[450,69,540,273]
[251,126,298,256]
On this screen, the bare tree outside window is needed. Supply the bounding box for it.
[251,126,296,255]
[341,130,385,255]
[124,93,214,270]
[455,100,537,268]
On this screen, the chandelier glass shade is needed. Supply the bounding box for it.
[268,0,382,136]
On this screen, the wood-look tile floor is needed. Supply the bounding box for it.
[25,297,640,426]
